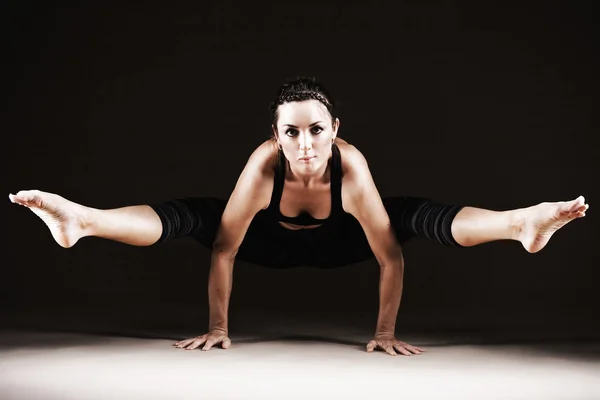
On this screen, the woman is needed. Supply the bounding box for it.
[8,77,589,356]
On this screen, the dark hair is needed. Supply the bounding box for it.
[268,77,337,127]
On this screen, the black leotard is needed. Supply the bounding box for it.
[150,146,464,268]
[266,143,343,227]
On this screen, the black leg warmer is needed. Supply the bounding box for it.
[384,197,465,247]
[148,197,225,244]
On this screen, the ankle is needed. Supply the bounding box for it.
[79,206,99,237]
[508,208,527,242]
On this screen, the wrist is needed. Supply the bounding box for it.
[375,322,395,338]
[374,331,395,340]
[209,317,228,333]
[209,325,228,334]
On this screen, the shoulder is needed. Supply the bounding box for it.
[230,139,278,205]
[245,139,279,176]
[224,140,278,216]
[336,139,380,215]
[213,140,278,251]
[335,139,370,180]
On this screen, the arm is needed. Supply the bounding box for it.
[342,147,404,335]
[173,141,275,351]
[208,142,275,334]
[341,145,423,356]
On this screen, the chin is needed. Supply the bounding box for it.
[297,163,314,171]
[299,159,323,171]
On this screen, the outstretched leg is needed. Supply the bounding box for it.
[385,195,589,253]
[9,190,163,247]
[451,196,589,253]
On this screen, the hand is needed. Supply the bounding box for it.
[366,335,425,356]
[172,329,231,351]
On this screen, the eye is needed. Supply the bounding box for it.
[285,128,299,137]
[311,126,323,134]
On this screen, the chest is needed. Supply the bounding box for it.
[279,180,332,219]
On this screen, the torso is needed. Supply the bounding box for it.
[278,178,331,230]
[264,138,347,231]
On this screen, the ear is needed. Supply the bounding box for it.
[271,124,278,140]
[332,118,340,138]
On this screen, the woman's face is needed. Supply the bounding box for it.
[273,100,339,176]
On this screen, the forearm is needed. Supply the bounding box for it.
[375,258,404,337]
[207,252,235,332]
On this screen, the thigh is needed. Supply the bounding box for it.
[383,196,428,244]
[383,196,464,246]
[179,197,227,247]
[150,196,227,245]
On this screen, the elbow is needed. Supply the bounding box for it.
[212,243,239,261]
[380,260,404,271]
[378,251,404,270]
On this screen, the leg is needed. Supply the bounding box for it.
[451,196,589,253]
[9,190,163,247]
[384,196,464,246]
[8,190,223,248]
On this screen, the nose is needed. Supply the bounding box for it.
[299,131,312,152]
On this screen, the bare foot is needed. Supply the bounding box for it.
[519,196,589,253]
[8,190,91,248]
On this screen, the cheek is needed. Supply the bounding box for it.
[317,133,334,147]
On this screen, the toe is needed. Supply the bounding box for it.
[566,197,585,213]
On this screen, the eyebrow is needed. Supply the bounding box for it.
[282,121,324,128]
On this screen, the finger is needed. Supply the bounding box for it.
[179,336,208,349]
[384,345,397,356]
[174,338,196,348]
[404,344,423,354]
[393,344,412,356]
[221,338,231,349]
[402,347,420,355]
[366,341,377,352]
[202,338,217,351]
[398,342,426,352]
[187,339,207,350]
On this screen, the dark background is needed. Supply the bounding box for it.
[2,1,598,339]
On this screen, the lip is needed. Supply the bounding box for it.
[298,156,316,161]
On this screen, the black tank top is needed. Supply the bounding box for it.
[267,143,344,226]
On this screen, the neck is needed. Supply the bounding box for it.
[285,156,331,187]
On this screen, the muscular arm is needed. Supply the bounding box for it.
[341,146,404,338]
[207,142,275,333]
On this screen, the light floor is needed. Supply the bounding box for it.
[1,328,599,400]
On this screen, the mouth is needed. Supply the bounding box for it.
[298,156,316,162]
